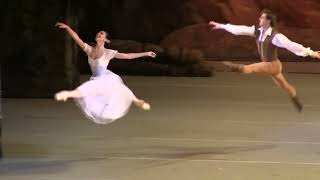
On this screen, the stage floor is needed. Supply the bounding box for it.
[2,72,320,180]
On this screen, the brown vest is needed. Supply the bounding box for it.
[254,27,279,61]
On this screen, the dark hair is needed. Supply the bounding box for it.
[261,9,277,27]
[89,31,111,47]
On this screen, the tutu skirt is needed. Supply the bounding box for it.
[74,69,134,124]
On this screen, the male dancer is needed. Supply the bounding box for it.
[209,9,320,112]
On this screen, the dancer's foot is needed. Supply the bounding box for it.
[291,96,303,113]
[54,91,69,102]
[222,61,244,72]
[135,100,151,111]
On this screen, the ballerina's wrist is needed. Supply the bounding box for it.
[305,48,314,57]
[219,24,228,30]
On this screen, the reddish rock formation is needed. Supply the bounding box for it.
[161,24,320,61]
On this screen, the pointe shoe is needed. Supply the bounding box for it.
[54,91,69,102]
[142,102,151,111]
[136,100,151,111]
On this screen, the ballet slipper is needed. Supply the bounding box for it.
[54,91,69,102]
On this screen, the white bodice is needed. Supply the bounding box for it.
[88,49,118,67]
[84,43,118,73]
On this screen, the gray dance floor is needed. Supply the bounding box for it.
[2,72,320,180]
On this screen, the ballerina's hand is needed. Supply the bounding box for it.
[208,21,223,30]
[311,51,320,59]
[55,22,69,29]
[147,51,157,58]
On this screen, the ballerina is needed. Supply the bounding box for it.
[209,9,320,112]
[54,22,156,124]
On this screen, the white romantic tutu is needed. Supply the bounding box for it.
[74,70,134,125]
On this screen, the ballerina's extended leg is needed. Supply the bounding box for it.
[132,95,151,111]
[54,90,83,102]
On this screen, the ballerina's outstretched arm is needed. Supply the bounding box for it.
[115,51,157,60]
[55,22,89,52]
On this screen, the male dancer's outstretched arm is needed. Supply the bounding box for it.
[272,34,320,58]
[209,21,255,36]
[209,21,320,58]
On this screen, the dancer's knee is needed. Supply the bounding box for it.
[242,66,253,74]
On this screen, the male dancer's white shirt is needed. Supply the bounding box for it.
[220,24,314,57]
